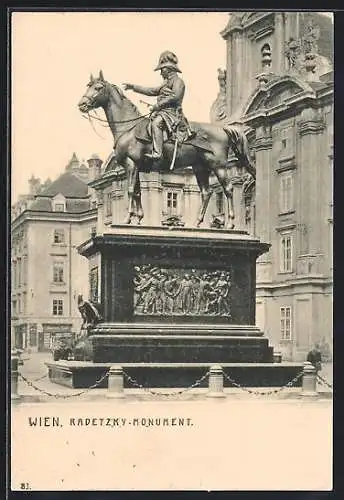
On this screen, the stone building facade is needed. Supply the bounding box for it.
[211,12,333,360]
[11,153,102,351]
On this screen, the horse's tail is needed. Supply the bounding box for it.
[223,125,256,179]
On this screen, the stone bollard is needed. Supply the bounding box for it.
[206,365,226,398]
[106,365,125,399]
[11,354,20,401]
[273,351,282,363]
[300,361,319,398]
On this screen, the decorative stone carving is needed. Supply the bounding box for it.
[89,267,99,303]
[133,265,232,317]
[210,69,228,123]
[161,215,185,227]
[210,215,225,229]
[285,37,302,71]
[242,173,256,227]
[96,189,104,205]
[302,20,320,56]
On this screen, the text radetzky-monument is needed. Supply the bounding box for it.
[48,53,303,388]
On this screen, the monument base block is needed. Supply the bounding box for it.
[72,323,274,364]
[65,226,282,389]
[46,360,303,390]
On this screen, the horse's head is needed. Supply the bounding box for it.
[78,70,110,113]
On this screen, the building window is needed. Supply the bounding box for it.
[166,191,178,215]
[280,233,293,273]
[105,193,112,217]
[280,306,292,340]
[90,226,97,238]
[12,300,17,316]
[53,229,65,244]
[22,293,27,314]
[22,256,28,285]
[54,203,65,212]
[216,191,224,214]
[53,261,64,283]
[52,299,64,316]
[91,200,97,209]
[279,172,294,213]
[281,139,287,149]
[12,261,17,289]
[17,257,22,286]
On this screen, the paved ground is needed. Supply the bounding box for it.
[11,352,333,491]
[14,351,333,402]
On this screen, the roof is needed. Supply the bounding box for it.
[29,197,91,213]
[38,172,89,199]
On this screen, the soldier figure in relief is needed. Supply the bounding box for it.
[123,50,194,161]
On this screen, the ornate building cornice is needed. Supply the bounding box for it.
[253,136,273,151]
[298,119,326,136]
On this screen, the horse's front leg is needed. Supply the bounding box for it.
[133,172,144,224]
[193,166,212,228]
[214,166,235,230]
[123,158,139,224]
[224,182,235,230]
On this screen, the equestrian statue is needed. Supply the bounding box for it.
[78,51,255,229]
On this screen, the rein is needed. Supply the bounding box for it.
[83,111,151,125]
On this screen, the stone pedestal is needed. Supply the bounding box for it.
[46,225,303,388]
[73,225,271,364]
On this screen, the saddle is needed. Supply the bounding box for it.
[134,117,214,154]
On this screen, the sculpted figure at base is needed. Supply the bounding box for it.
[77,294,102,336]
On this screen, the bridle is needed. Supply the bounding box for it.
[81,109,151,125]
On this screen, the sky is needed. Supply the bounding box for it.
[11,12,229,201]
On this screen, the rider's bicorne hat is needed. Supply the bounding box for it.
[154,51,181,73]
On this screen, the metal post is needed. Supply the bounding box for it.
[106,365,125,399]
[207,365,226,398]
[11,354,20,401]
[300,361,319,397]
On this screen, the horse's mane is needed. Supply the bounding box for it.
[109,83,141,117]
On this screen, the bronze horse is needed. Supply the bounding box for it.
[78,71,255,229]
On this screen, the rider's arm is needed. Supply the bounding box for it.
[131,84,161,96]
[157,79,185,109]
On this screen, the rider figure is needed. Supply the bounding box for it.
[123,51,194,161]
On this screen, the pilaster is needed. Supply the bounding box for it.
[254,123,273,279]
[297,107,326,258]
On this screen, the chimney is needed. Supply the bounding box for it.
[28,175,41,196]
[87,154,103,181]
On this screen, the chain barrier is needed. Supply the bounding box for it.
[222,370,304,396]
[316,373,333,390]
[123,370,211,397]
[16,367,330,399]
[18,370,110,399]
